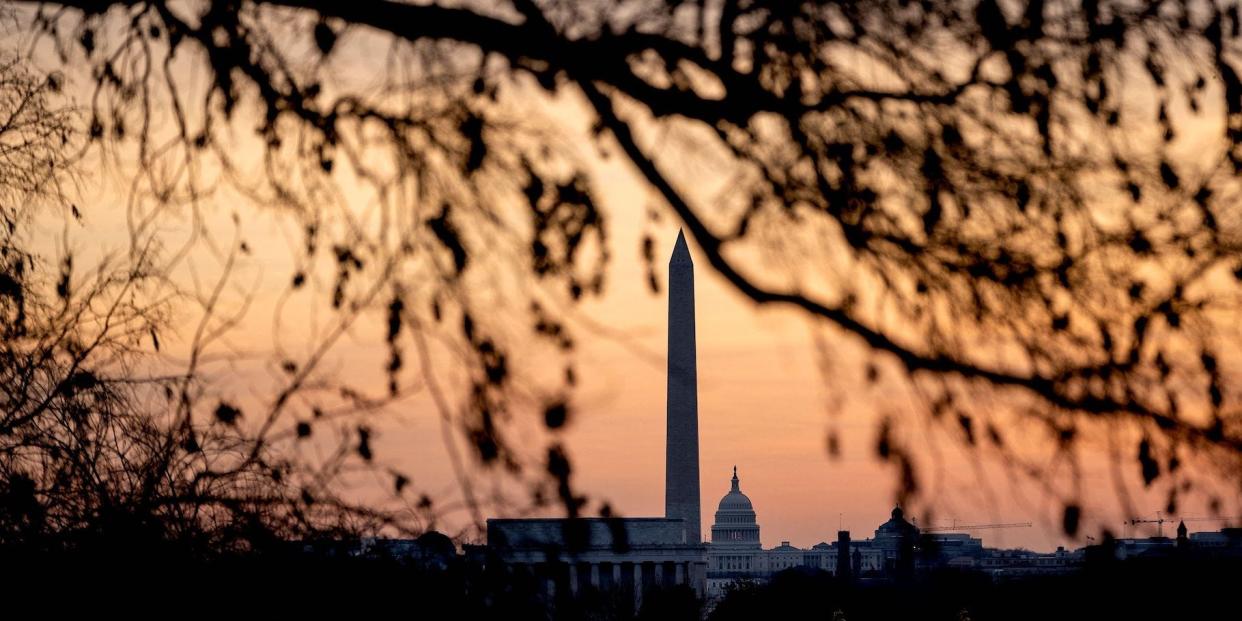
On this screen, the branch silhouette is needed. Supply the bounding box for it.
[16,0,1242,536]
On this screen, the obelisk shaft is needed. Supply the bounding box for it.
[665,230,701,543]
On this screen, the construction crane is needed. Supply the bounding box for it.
[1127,512,1242,538]
[921,521,1033,533]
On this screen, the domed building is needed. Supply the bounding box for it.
[874,506,918,543]
[711,467,761,548]
[873,505,919,579]
[706,467,766,597]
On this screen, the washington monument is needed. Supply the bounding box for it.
[666,230,701,543]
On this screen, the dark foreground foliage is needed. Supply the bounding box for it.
[710,559,1242,621]
[3,543,1238,620]
[0,541,694,618]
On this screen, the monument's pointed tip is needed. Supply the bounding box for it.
[670,228,692,264]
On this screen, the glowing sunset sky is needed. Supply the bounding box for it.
[10,7,1227,554]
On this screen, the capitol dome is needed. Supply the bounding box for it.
[711,467,761,548]
[717,473,755,513]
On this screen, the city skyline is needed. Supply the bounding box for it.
[481,229,1242,606]
[480,229,1230,553]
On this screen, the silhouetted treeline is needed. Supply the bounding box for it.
[0,541,690,618]
[709,558,1242,621]
[5,543,1236,621]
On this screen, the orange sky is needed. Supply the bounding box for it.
[10,10,1232,554]
[239,151,1202,552]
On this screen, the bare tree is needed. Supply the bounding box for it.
[16,0,1242,536]
[0,50,428,558]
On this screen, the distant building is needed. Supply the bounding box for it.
[922,532,985,568]
[484,518,705,603]
[705,466,763,595]
[1087,525,1242,562]
[1187,527,1242,555]
[1112,537,1176,560]
[355,531,457,570]
[873,506,919,579]
[977,546,1081,580]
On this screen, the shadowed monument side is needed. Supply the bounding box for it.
[666,229,701,543]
